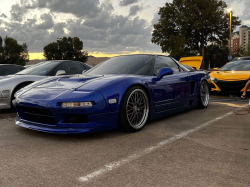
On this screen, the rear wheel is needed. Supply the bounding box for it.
[119,86,149,132]
[198,80,209,109]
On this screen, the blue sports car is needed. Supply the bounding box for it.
[14,55,210,134]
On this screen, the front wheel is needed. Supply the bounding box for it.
[119,86,149,132]
[198,80,209,109]
[11,82,32,109]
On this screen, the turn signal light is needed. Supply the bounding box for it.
[61,102,93,108]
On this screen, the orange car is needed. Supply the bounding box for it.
[209,60,250,92]
[179,56,203,69]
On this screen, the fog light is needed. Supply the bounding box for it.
[61,102,92,108]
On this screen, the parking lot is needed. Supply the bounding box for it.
[0,94,250,187]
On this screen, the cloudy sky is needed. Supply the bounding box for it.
[0,0,249,59]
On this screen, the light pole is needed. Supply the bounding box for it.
[227,8,232,57]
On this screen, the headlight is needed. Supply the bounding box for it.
[61,102,93,108]
[211,77,217,83]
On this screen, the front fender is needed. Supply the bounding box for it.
[95,77,152,112]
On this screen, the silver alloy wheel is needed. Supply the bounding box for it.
[200,81,209,107]
[126,89,149,129]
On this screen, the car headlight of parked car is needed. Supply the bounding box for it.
[211,77,217,83]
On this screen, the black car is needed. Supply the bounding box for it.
[0,64,25,76]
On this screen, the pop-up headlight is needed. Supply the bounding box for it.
[61,102,93,108]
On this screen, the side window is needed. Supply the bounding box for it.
[154,57,181,75]
[51,62,86,75]
[0,66,21,75]
[11,66,23,74]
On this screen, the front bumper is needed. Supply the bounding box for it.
[0,98,11,110]
[15,110,119,134]
[211,79,249,92]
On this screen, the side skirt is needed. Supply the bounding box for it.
[149,99,198,121]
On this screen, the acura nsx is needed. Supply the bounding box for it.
[14,55,211,134]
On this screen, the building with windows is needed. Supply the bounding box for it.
[239,25,250,49]
[229,25,250,55]
[230,31,240,55]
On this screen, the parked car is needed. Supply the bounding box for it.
[14,55,211,134]
[232,56,250,61]
[0,60,92,111]
[209,60,250,92]
[179,56,203,69]
[0,64,25,76]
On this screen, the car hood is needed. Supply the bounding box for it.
[209,71,250,81]
[16,74,126,108]
[179,56,203,69]
[36,74,118,90]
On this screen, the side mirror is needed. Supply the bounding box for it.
[56,70,66,76]
[82,70,87,74]
[157,68,173,79]
[213,68,219,71]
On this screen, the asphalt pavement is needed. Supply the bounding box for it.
[0,94,250,187]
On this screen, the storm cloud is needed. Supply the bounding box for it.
[129,5,142,16]
[0,0,161,54]
[119,0,139,7]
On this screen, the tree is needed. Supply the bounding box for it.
[43,37,88,62]
[234,46,245,57]
[151,0,241,68]
[243,43,250,56]
[204,45,229,69]
[0,36,29,66]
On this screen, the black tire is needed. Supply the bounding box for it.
[198,80,209,109]
[119,86,149,132]
[11,82,32,109]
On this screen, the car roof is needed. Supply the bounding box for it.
[0,64,22,66]
[232,56,250,61]
[230,60,250,62]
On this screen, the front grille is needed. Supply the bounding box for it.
[19,106,56,125]
[21,106,53,116]
[63,115,88,124]
[216,80,248,92]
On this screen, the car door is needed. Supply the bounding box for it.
[152,56,190,112]
[50,61,87,76]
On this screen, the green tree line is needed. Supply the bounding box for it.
[0,36,88,66]
[0,36,29,66]
[43,37,88,62]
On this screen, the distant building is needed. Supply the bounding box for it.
[239,25,250,48]
[229,25,250,55]
[230,31,240,55]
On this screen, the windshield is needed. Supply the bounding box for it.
[220,60,250,71]
[85,55,155,76]
[16,61,61,75]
